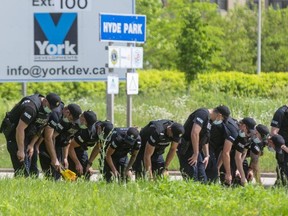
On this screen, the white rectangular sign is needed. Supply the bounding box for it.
[0,0,133,82]
[108,46,143,69]
[107,76,119,94]
[126,73,139,95]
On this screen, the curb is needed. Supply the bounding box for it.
[0,168,277,178]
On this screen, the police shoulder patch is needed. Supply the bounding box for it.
[196,117,204,124]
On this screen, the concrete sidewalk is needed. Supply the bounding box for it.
[0,168,277,186]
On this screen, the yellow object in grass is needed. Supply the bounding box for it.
[60,169,77,181]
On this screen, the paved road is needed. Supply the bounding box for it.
[0,168,277,187]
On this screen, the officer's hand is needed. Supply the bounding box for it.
[26,145,34,159]
[162,169,169,178]
[235,170,241,178]
[17,150,25,162]
[85,166,93,175]
[125,169,133,179]
[247,170,254,181]
[202,156,210,169]
[112,170,120,178]
[51,159,61,172]
[76,162,83,175]
[188,153,198,166]
[63,158,69,169]
[224,173,232,186]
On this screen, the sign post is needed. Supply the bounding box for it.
[99,9,146,127]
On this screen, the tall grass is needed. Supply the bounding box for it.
[0,90,282,172]
[0,178,287,215]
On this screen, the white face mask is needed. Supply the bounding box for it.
[253,137,261,144]
[268,146,275,152]
[239,131,246,138]
[63,117,69,123]
[213,119,223,125]
[44,106,52,114]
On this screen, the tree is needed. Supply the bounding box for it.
[176,3,218,89]
[262,7,288,72]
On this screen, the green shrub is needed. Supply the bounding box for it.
[0,71,288,99]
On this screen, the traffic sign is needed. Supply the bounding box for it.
[107,76,119,94]
[126,73,139,95]
[100,13,146,43]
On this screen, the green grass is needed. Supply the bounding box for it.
[0,178,287,215]
[0,90,281,172]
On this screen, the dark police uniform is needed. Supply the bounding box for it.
[206,117,238,182]
[104,127,141,182]
[39,104,80,180]
[271,105,288,144]
[38,103,63,179]
[271,106,288,184]
[133,119,179,178]
[229,135,250,184]
[68,125,99,178]
[1,94,50,177]
[177,108,211,182]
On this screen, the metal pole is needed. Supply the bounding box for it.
[126,0,136,127]
[106,81,114,124]
[126,75,132,127]
[22,82,27,97]
[106,42,114,124]
[257,0,262,75]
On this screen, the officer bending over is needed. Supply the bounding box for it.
[67,111,99,178]
[177,105,228,183]
[38,103,82,180]
[104,127,141,182]
[0,93,61,177]
[133,119,184,180]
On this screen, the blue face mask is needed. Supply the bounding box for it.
[79,124,87,129]
[253,137,261,144]
[44,106,52,114]
[239,131,246,138]
[213,119,223,125]
[63,117,69,123]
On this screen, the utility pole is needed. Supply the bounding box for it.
[257,0,262,75]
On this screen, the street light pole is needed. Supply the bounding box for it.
[257,0,262,75]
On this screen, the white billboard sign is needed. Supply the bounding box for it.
[0,0,133,82]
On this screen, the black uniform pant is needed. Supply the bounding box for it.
[103,156,128,182]
[68,147,90,180]
[133,148,165,179]
[205,148,218,183]
[6,138,39,177]
[39,143,62,180]
[177,139,207,183]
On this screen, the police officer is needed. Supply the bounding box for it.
[38,103,82,180]
[205,106,237,183]
[267,134,288,185]
[68,120,113,178]
[67,111,104,178]
[177,105,229,182]
[104,127,141,182]
[0,93,61,177]
[87,120,114,175]
[133,119,184,180]
[270,104,288,184]
[230,117,256,186]
[245,124,270,184]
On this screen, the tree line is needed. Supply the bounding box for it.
[137,0,288,78]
